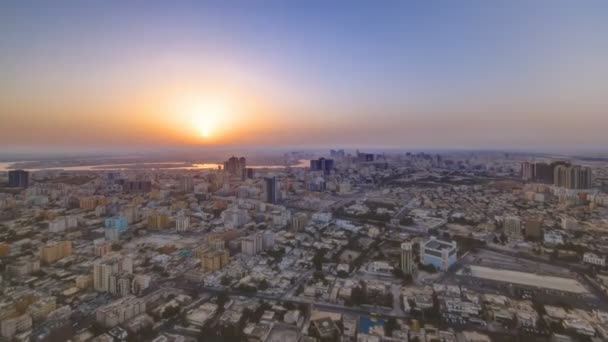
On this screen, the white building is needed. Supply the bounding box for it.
[401,242,414,274]
[262,230,275,250]
[222,208,249,228]
[420,237,458,271]
[175,213,190,232]
[93,255,133,293]
[241,233,264,256]
[543,231,564,245]
[96,296,146,328]
[583,252,605,267]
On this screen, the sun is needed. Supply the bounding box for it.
[200,126,211,138]
[174,95,232,140]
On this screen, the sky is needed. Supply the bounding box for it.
[1,0,607,152]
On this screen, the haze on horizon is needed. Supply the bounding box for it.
[1,0,607,151]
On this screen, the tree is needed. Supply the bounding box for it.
[384,318,399,337]
[313,249,326,271]
[162,305,180,319]
[313,271,325,281]
[258,279,269,291]
[295,284,305,296]
[216,291,229,309]
[351,286,367,306]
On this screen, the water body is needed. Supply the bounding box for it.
[0,159,310,172]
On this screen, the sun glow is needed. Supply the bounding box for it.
[172,95,233,141]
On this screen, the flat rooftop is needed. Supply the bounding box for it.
[425,239,453,250]
[464,265,589,294]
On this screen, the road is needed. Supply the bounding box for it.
[185,285,410,320]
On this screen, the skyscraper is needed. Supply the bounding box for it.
[503,216,522,238]
[310,158,334,175]
[264,176,279,204]
[8,170,29,188]
[554,165,593,189]
[521,162,534,181]
[400,242,414,275]
[223,156,247,179]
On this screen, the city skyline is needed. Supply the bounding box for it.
[2,0,607,151]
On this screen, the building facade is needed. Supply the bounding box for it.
[420,237,457,271]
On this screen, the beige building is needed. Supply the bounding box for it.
[0,242,10,257]
[94,239,112,257]
[147,213,170,229]
[76,274,93,289]
[80,196,107,210]
[40,241,72,264]
[27,297,57,321]
[1,313,32,339]
[201,250,230,272]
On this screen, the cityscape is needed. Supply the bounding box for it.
[2,1,608,342]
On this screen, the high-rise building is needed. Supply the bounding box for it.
[262,230,275,250]
[180,176,194,192]
[223,156,247,179]
[40,241,72,264]
[201,250,230,272]
[147,212,170,229]
[93,255,133,293]
[104,216,128,230]
[1,313,32,339]
[503,216,522,238]
[554,165,593,189]
[122,180,152,193]
[264,176,279,204]
[356,150,375,162]
[198,238,230,272]
[291,212,309,231]
[400,242,414,274]
[310,158,335,175]
[521,162,534,181]
[520,161,571,184]
[175,212,190,232]
[94,239,112,257]
[8,170,29,188]
[79,196,107,210]
[222,207,249,228]
[330,149,345,158]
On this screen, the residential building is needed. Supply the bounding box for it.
[175,212,190,232]
[95,296,146,328]
[554,165,593,189]
[503,216,522,238]
[93,255,134,293]
[1,313,32,339]
[401,242,414,274]
[40,240,72,264]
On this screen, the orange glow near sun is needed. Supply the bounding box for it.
[170,94,235,141]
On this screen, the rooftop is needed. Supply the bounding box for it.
[464,265,589,294]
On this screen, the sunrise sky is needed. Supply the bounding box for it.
[1,1,607,151]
